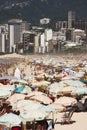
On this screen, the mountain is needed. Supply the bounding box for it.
[0,0,87,24]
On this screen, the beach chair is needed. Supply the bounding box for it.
[61,109,74,124]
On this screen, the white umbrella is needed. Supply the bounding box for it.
[29,93,52,104]
[39,105,54,113]
[7,94,26,104]
[15,100,42,111]
[32,81,50,88]
[66,80,86,87]
[0,85,15,92]
[11,79,28,85]
[0,89,11,98]
[0,113,22,126]
[20,109,48,121]
[49,103,65,112]
[54,96,77,106]
[48,82,65,96]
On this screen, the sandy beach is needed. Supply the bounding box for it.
[54,112,87,130]
[0,53,87,130]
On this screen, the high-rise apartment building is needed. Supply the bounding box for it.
[68,11,76,28]
[0,24,8,53]
[0,33,6,53]
[23,31,36,53]
[8,19,23,52]
[56,21,68,30]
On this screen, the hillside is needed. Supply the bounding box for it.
[0,0,87,24]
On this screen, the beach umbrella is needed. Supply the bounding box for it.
[75,71,85,78]
[15,100,42,111]
[48,87,63,97]
[11,79,28,85]
[71,87,87,96]
[20,109,48,121]
[39,105,54,114]
[80,79,87,84]
[48,103,65,112]
[23,75,34,80]
[48,82,66,90]
[25,91,52,104]
[0,89,11,98]
[20,86,32,94]
[0,85,15,91]
[29,93,52,104]
[32,81,50,88]
[13,85,32,94]
[35,75,44,81]
[0,113,22,126]
[0,75,17,80]
[62,75,77,80]
[7,94,26,104]
[25,91,45,97]
[13,86,25,93]
[54,96,77,106]
[66,80,86,87]
[59,86,75,95]
[48,82,65,96]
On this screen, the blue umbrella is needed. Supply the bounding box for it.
[13,86,25,93]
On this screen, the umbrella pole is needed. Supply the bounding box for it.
[22,123,26,130]
[52,112,55,130]
[9,124,11,130]
[33,119,35,130]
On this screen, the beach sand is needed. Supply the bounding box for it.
[54,112,87,130]
[0,53,87,130]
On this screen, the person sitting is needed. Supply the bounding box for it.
[61,105,76,124]
[83,98,87,111]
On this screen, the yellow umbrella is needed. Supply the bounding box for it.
[25,85,32,91]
